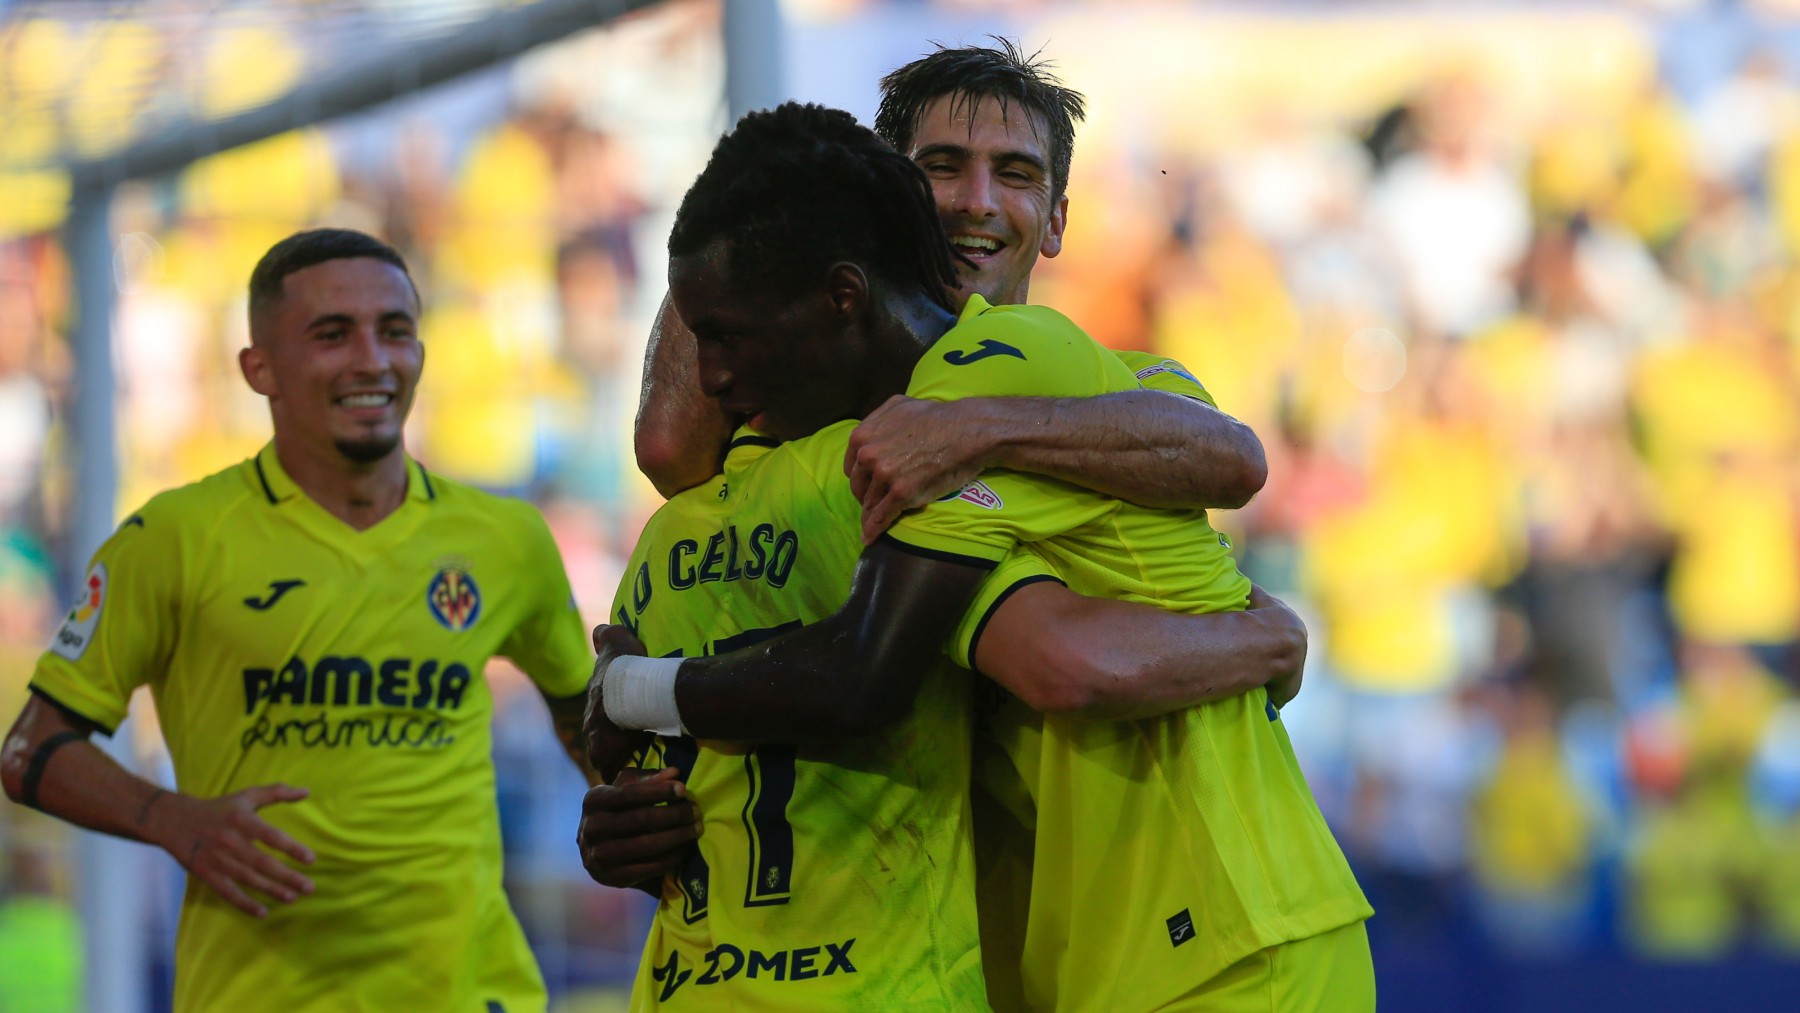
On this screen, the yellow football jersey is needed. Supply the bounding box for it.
[32,446,591,1013]
[611,432,987,1012]
[893,296,1373,1012]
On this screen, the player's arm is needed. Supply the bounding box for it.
[976,583,1305,719]
[844,390,1265,544]
[635,293,737,499]
[542,689,605,786]
[597,540,988,743]
[502,502,619,786]
[2,694,316,918]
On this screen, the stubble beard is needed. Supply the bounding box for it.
[334,431,401,464]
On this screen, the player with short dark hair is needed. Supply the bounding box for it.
[582,105,1307,1010]
[595,103,1373,1012]
[876,38,1085,208]
[3,228,598,1013]
[635,40,1265,538]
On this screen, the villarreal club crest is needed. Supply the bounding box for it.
[427,561,481,632]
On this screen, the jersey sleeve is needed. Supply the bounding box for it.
[1111,350,1218,408]
[31,508,181,733]
[882,466,1110,567]
[499,504,592,699]
[946,550,1064,672]
[888,306,1132,566]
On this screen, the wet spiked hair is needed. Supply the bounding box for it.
[669,102,960,312]
[248,228,416,333]
[874,37,1087,202]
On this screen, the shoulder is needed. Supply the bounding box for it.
[775,422,855,490]
[121,458,262,544]
[420,470,560,556]
[654,482,730,537]
[947,302,1095,363]
[910,302,1133,401]
[1112,350,1217,407]
[767,423,864,524]
[416,467,529,520]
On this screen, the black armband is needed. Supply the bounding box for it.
[20,730,89,811]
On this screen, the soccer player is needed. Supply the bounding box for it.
[1,230,597,1013]
[594,104,1374,1012]
[588,42,1316,1010]
[635,39,1265,539]
[593,37,1279,882]
[585,349,1305,1008]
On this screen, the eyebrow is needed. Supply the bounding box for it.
[304,310,417,331]
[912,142,1048,175]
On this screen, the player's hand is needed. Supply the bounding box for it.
[592,623,649,671]
[578,767,702,890]
[1247,585,1307,708]
[148,784,316,918]
[844,396,989,545]
[586,625,653,779]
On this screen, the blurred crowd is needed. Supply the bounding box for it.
[5,1,1800,1006]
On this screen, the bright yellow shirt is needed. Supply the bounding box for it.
[33,447,590,1013]
[898,296,1372,1012]
[611,432,987,1012]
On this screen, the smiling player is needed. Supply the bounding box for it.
[2,229,599,1013]
[595,103,1374,1013]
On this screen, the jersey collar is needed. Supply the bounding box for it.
[959,292,996,321]
[251,443,437,507]
[723,425,780,478]
[917,293,997,364]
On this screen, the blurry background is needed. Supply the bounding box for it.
[4,0,1800,1010]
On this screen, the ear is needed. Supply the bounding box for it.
[1039,195,1068,261]
[824,262,869,320]
[239,344,276,398]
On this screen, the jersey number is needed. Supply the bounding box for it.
[664,622,803,923]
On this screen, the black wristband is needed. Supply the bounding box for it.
[20,730,88,811]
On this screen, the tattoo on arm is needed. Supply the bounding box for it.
[544,692,598,778]
[20,730,87,811]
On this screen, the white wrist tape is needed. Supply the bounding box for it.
[602,655,686,737]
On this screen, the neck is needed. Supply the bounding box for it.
[271,432,409,531]
[857,295,960,416]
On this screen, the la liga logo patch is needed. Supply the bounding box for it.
[427,566,481,632]
[50,563,107,661]
[939,479,1003,510]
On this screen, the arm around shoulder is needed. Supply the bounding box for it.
[649,540,993,743]
[973,582,1305,720]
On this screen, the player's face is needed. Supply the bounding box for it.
[905,93,1067,308]
[242,258,422,464]
[669,241,872,443]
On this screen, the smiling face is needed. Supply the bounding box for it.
[240,257,423,464]
[669,240,875,443]
[906,93,1068,308]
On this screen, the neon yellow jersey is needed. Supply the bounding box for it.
[1115,349,1220,408]
[611,432,986,1012]
[32,447,591,1013]
[891,296,1372,1012]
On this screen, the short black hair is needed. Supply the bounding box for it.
[669,102,960,312]
[874,38,1087,202]
[248,228,417,325]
